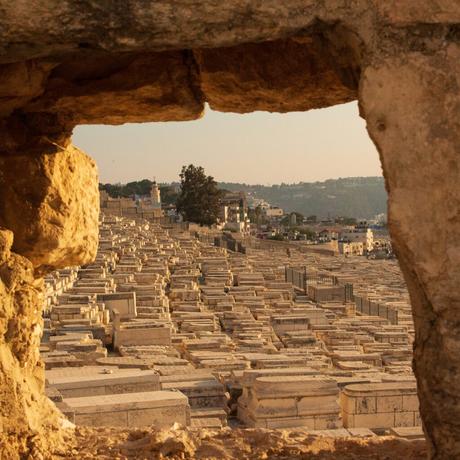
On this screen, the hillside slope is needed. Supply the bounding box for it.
[219,177,387,219]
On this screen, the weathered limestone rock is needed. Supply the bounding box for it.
[360,43,460,459]
[0,229,63,459]
[0,60,56,118]
[195,37,356,113]
[0,1,336,59]
[0,144,100,457]
[0,227,13,265]
[375,1,460,24]
[24,52,204,126]
[0,145,99,274]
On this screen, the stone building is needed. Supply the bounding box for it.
[220,191,250,233]
[100,182,164,220]
[138,181,164,219]
[340,223,374,254]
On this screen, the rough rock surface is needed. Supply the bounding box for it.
[0,146,99,458]
[0,228,63,460]
[360,43,460,460]
[0,145,99,274]
[0,1,459,459]
[23,52,204,125]
[195,36,357,113]
[61,426,426,460]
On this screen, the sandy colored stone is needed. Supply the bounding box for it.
[0,227,13,265]
[0,237,63,459]
[360,43,460,459]
[375,1,460,24]
[195,37,356,113]
[0,1,452,155]
[0,60,56,118]
[25,52,204,125]
[0,145,99,274]
[0,1,328,60]
[62,425,427,459]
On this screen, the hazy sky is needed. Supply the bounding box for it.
[72,101,382,185]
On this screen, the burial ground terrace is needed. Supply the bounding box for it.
[42,216,419,437]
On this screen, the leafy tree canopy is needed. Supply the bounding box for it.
[176,165,223,226]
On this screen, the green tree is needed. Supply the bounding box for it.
[159,185,179,206]
[100,180,152,198]
[176,165,223,226]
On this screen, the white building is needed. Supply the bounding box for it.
[150,181,161,209]
[339,223,374,253]
[264,207,284,218]
[137,180,163,219]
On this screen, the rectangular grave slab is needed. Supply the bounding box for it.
[65,390,190,428]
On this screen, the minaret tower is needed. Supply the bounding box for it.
[150,179,161,209]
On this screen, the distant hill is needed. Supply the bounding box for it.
[100,176,387,219]
[218,177,387,219]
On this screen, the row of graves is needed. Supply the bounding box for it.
[41,216,421,440]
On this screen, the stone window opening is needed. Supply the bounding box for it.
[0,5,458,459]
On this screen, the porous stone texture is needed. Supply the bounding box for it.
[0,145,99,458]
[66,425,427,459]
[23,52,204,125]
[194,36,357,113]
[0,228,64,459]
[0,1,459,458]
[0,145,99,274]
[360,43,460,460]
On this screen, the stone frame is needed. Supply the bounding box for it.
[0,2,459,458]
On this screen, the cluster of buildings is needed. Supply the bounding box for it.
[100,182,389,258]
[336,223,375,256]
[258,217,390,258]
[100,182,252,232]
[218,191,251,233]
[100,181,164,220]
[40,215,421,439]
